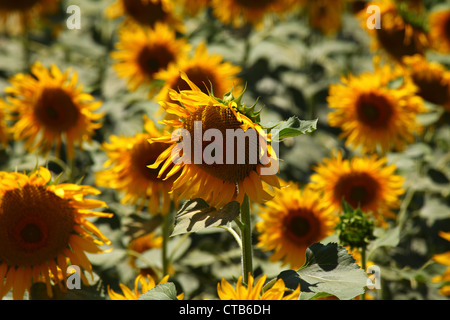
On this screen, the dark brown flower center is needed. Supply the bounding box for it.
[356,92,394,128]
[123,0,168,27]
[334,172,380,210]
[184,105,259,183]
[138,45,175,78]
[0,0,39,11]
[234,0,275,9]
[284,210,321,244]
[34,87,80,132]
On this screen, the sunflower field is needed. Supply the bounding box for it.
[0,0,449,303]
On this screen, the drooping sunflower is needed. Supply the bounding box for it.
[0,0,60,35]
[3,62,104,160]
[327,61,426,154]
[428,9,450,54]
[108,274,184,300]
[154,42,242,105]
[359,0,428,62]
[402,54,450,111]
[310,151,405,227]
[95,115,179,215]
[210,0,299,29]
[0,166,113,300]
[105,0,184,31]
[111,22,190,94]
[256,181,338,269]
[217,273,300,300]
[149,72,280,208]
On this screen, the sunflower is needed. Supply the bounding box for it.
[432,231,450,297]
[127,232,162,277]
[95,115,179,215]
[108,274,184,300]
[217,273,300,300]
[307,0,345,35]
[105,0,184,31]
[154,42,242,105]
[3,62,104,160]
[256,181,338,269]
[0,166,113,300]
[428,9,450,54]
[177,0,211,16]
[0,0,60,35]
[310,151,405,227]
[111,22,190,94]
[327,61,426,154]
[402,54,450,111]
[149,72,280,208]
[359,0,428,62]
[210,0,299,29]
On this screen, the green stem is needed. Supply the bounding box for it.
[239,194,253,286]
[361,246,367,301]
[162,210,172,276]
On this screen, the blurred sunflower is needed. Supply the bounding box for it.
[210,0,299,29]
[95,115,179,215]
[360,0,428,61]
[327,61,426,153]
[0,0,60,34]
[307,0,345,35]
[111,22,190,94]
[149,72,280,208]
[3,62,104,160]
[105,0,184,31]
[108,274,184,300]
[154,42,242,104]
[127,232,163,277]
[432,231,450,297]
[428,9,450,54]
[310,151,405,227]
[256,181,338,269]
[177,0,211,16]
[0,166,113,300]
[217,273,300,300]
[0,103,9,147]
[403,54,450,111]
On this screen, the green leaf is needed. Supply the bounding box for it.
[171,199,241,237]
[266,116,318,142]
[137,282,178,300]
[278,242,368,300]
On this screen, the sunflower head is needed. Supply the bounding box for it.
[310,151,405,227]
[217,273,300,300]
[105,0,184,31]
[0,166,113,300]
[327,60,426,153]
[0,0,60,35]
[111,22,190,94]
[108,274,184,300]
[96,115,179,215]
[256,181,338,269]
[4,62,104,160]
[428,9,450,54]
[150,71,280,208]
[154,42,242,105]
[360,0,428,61]
[403,54,450,110]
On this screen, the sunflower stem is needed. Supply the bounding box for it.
[162,209,172,276]
[360,246,367,301]
[239,194,253,286]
